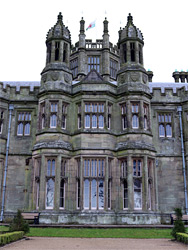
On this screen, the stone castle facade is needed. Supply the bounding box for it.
[0,13,188,224]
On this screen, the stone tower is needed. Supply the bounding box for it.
[117,13,148,85]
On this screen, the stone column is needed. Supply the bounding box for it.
[127,155,134,210]
[51,40,55,62]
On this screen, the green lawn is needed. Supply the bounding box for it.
[1,225,188,239]
[26,228,173,239]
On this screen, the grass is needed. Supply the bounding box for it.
[1,225,188,239]
[26,227,174,239]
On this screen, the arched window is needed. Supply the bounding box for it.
[92,115,97,128]
[24,123,30,135]
[159,124,165,137]
[99,115,104,128]
[132,114,139,128]
[85,114,90,128]
[17,123,23,135]
[130,42,136,62]
[63,43,68,62]
[123,43,127,63]
[60,179,65,208]
[123,180,128,209]
[166,124,172,137]
[55,42,60,61]
[50,114,57,128]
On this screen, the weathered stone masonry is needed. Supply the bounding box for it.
[0,13,188,224]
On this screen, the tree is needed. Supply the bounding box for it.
[171,208,185,239]
[9,210,29,234]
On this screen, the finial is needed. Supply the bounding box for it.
[58,12,63,21]
[128,13,133,22]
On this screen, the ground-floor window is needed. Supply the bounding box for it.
[134,179,142,209]
[123,180,128,209]
[60,179,65,208]
[84,179,104,210]
[46,178,55,209]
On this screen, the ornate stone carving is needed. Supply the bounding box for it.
[41,74,47,83]
[130,72,139,82]
[64,73,71,83]
[142,74,148,84]
[51,72,59,81]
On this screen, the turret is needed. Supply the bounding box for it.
[40,12,72,88]
[117,14,148,86]
[77,17,87,80]
[102,18,110,81]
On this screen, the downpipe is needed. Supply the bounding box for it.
[0,104,14,222]
[177,106,188,215]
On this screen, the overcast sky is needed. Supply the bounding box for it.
[0,0,187,82]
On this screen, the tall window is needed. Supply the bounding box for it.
[55,42,60,61]
[84,159,105,210]
[62,103,68,130]
[39,102,45,129]
[70,58,78,78]
[88,56,100,73]
[121,103,128,130]
[123,43,127,63]
[110,59,118,79]
[148,159,154,210]
[143,103,149,130]
[0,110,4,134]
[77,159,81,209]
[139,44,143,64]
[47,43,52,63]
[77,104,81,129]
[63,43,68,62]
[60,159,67,209]
[132,103,139,129]
[130,42,136,62]
[108,159,112,209]
[34,158,41,209]
[50,102,58,128]
[84,103,104,129]
[107,104,112,130]
[158,113,172,137]
[133,159,142,209]
[46,159,55,209]
[17,112,31,136]
[120,159,128,209]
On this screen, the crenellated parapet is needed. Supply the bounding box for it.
[0,82,40,101]
[149,82,188,102]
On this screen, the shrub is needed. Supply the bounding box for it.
[9,210,29,234]
[176,233,188,244]
[171,208,186,239]
[0,231,24,246]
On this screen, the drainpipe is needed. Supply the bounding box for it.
[177,106,188,215]
[0,104,14,222]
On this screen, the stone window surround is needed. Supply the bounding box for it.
[16,111,31,136]
[158,112,173,138]
[0,109,4,134]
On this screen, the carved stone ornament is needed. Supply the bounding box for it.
[64,73,71,83]
[119,74,125,84]
[51,72,59,81]
[41,74,47,83]
[130,72,139,82]
[142,74,148,84]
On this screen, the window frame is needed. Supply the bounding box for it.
[17,111,31,136]
[158,113,173,138]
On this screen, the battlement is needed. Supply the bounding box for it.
[0,81,40,100]
[71,39,119,55]
[149,82,188,94]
